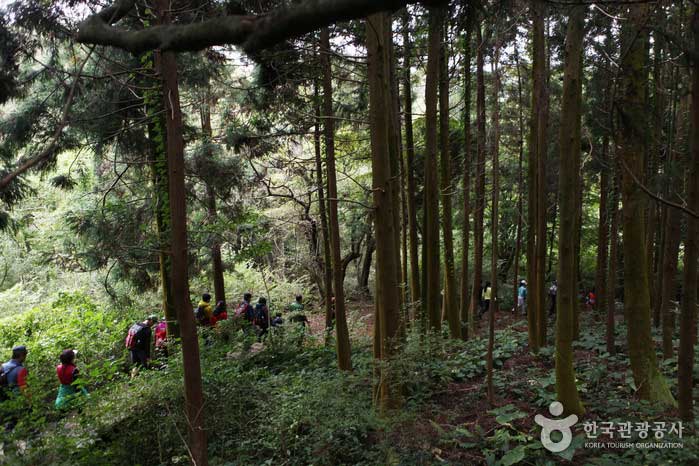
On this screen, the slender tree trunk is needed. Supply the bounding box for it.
[555,4,585,416]
[607,162,620,356]
[512,41,525,316]
[486,42,501,406]
[460,7,473,339]
[320,27,352,371]
[367,11,404,412]
[155,1,207,462]
[440,22,458,338]
[200,93,225,305]
[678,6,699,422]
[359,231,375,293]
[528,0,547,352]
[535,5,549,348]
[616,3,674,406]
[661,95,688,359]
[144,50,177,336]
[595,137,610,322]
[424,6,443,332]
[469,20,486,336]
[401,11,420,313]
[313,81,334,332]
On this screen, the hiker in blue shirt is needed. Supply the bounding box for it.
[517,280,527,316]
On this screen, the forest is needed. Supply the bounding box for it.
[0,0,698,464]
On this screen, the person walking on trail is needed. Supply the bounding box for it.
[481,281,492,317]
[125,315,157,370]
[55,349,88,410]
[253,297,270,340]
[288,294,309,327]
[154,318,168,358]
[517,280,527,316]
[212,301,228,324]
[1,346,29,399]
[548,280,558,316]
[586,287,597,312]
[196,293,214,326]
[235,293,255,322]
[1,345,30,431]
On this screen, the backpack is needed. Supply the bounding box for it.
[125,323,144,349]
[195,305,210,325]
[234,301,247,318]
[0,362,20,400]
[253,305,268,327]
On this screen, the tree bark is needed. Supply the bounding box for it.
[320,26,352,371]
[486,41,501,406]
[678,6,699,422]
[528,0,547,352]
[512,40,525,318]
[367,11,404,412]
[555,4,585,416]
[459,7,473,340]
[423,6,443,332]
[660,95,688,359]
[401,10,420,313]
[144,49,177,336]
[200,92,226,305]
[469,19,486,337]
[313,80,334,332]
[607,162,620,356]
[616,2,674,406]
[440,22,458,338]
[156,0,207,462]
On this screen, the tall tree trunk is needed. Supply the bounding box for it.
[460,6,473,339]
[616,3,674,406]
[320,27,352,371]
[469,19,486,336]
[440,22,458,338]
[144,49,177,336]
[555,4,585,416]
[423,6,443,332]
[313,81,334,332]
[512,40,525,317]
[678,6,699,422]
[367,11,404,412]
[528,0,547,352]
[486,42,501,406]
[607,161,620,356]
[155,0,207,462]
[401,10,420,312]
[200,93,225,305]
[594,138,610,323]
[661,95,688,359]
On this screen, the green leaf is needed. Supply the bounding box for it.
[500,445,527,466]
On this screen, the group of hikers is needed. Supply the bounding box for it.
[476,278,597,318]
[1,291,309,429]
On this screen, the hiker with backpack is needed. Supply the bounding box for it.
[253,297,270,340]
[1,346,29,398]
[55,349,88,410]
[1,346,30,430]
[234,293,255,322]
[287,294,310,327]
[195,293,214,326]
[125,315,157,370]
[212,301,228,325]
[154,317,168,358]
